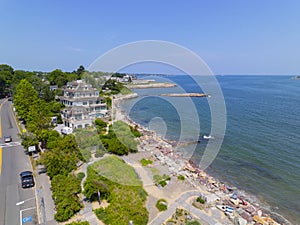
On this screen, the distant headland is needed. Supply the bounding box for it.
[292,75,300,79]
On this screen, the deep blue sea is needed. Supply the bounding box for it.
[121,75,300,224]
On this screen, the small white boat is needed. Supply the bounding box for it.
[203,135,213,139]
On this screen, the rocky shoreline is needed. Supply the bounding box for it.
[112,93,292,225]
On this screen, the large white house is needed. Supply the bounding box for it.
[60,80,107,129]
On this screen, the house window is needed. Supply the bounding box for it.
[83,102,87,105]
[89,101,93,105]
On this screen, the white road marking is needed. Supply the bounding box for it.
[0,142,21,148]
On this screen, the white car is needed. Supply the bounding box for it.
[61,127,73,135]
[4,136,12,143]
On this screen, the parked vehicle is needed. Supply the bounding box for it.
[4,136,12,143]
[20,171,35,188]
[61,127,73,135]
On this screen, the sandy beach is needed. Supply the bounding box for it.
[112,93,292,225]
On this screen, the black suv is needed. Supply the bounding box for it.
[20,171,35,188]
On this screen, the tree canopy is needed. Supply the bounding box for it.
[14,79,39,121]
[0,64,13,98]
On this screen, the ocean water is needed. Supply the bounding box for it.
[121,75,300,224]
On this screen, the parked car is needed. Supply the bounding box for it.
[4,136,12,143]
[20,171,35,188]
[61,127,73,135]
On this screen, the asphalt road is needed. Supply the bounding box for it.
[0,100,38,225]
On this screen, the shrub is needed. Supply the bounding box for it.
[130,125,141,137]
[95,147,106,158]
[159,180,167,187]
[196,196,205,204]
[95,118,107,133]
[156,199,168,211]
[140,158,153,167]
[177,175,185,181]
[99,121,139,155]
[153,174,171,187]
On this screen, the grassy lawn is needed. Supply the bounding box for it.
[91,155,141,186]
[85,155,149,225]
[150,167,160,175]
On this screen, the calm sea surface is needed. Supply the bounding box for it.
[121,75,300,224]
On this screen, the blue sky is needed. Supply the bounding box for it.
[0,0,299,74]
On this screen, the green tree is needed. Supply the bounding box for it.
[48,69,68,87]
[19,133,39,150]
[14,79,39,120]
[51,174,82,222]
[26,98,51,136]
[11,70,31,94]
[0,64,14,98]
[40,85,55,102]
[40,133,84,178]
[76,65,85,78]
[40,148,77,179]
[27,73,46,96]
[83,178,109,200]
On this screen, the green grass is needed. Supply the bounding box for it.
[77,172,85,182]
[91,155,142,186]
[86,156,149,225]
[120,86,132,95]
[150,167,160,175]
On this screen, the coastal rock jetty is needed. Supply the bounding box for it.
[125,82,176,89]
[159,93,210,97]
